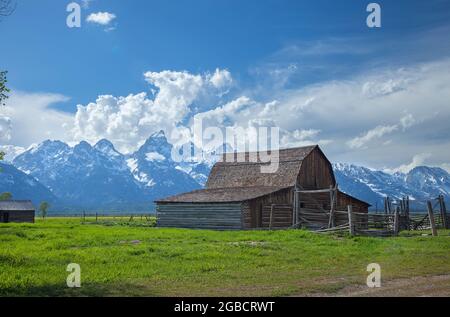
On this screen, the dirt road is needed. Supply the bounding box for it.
[313,274,450,297]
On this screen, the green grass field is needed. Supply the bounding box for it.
[0,218,449,296]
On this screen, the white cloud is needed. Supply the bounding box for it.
[385,153,432,174]
[0,145,25,162]
[73,69,232,153]
[209,68,233,91]
[81,0,94,9]
[400,113,416,130]
[86,12,116,25]
[1,91,73,148]
[347,124,398,149]
[5,58,450,172]
[0,115,11,142]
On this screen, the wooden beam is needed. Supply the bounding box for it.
[439,195,448,229]
[295,188,333,194]
[328,185,336,228]
[347,205,355,236]
[427,200,438,236]
[393,207,400,235]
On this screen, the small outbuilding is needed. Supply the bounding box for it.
[155,145,370,230]
[0,200,35,223]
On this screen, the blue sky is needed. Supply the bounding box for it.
[1,0,450,171]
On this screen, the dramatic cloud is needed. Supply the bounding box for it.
[73,69,234,153]
[5,59,450,171]
[86,12,116,25]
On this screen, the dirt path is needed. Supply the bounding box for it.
[311,274,450,297]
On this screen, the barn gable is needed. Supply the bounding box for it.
[206,145,317,189]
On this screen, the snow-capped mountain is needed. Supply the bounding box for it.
[0,162,57,205]
[10,131,205,211]
[2,134,449,212]
[333,163,450,209]
[13,139,147,211]
[126,131,202,198]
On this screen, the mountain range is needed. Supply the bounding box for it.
[1,131,449,212]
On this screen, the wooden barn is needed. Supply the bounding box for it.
[155,145,370,230]
[0,200,35,223]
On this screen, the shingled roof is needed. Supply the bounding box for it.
[0,200,35,211]
[155,186,288,203]
[206,145,317,189]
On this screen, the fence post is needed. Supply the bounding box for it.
[328,185,336,228]
[405,196,410,230]
[438,195,448,229]
[393,207,400,236]
[292,187,297,226]
[427,200,438,236]
[95,212,98,222]
[347,205,355,236]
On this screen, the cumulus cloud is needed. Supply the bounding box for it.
[208,68,233,91]
[72,69,234,153]
[86,12,116,25]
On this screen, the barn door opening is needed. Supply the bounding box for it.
[3,212,9,223]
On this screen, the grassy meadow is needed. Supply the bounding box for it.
[0,217,449,296]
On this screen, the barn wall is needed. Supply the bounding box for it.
[298,148,335,190]
[0,210,35,223]
[299,192,369,213]
[337,192,369,213]
[242,188,293,229]
[156,203,242,230]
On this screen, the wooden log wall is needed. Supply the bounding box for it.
[261,204,293,228]
[157,203,242,230]
[243,188,293,229]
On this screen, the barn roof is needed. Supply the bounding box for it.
[206,145,317,189]
[0,200,35,211]
[155,186,289,203]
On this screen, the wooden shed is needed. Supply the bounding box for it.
[155,145,370,230]
[0,200,35,223]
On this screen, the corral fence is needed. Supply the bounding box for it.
[47,212,156,225]
[293,187,448,237]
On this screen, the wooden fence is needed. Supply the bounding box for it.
[47,212,155,224]
[297,194,448,237]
